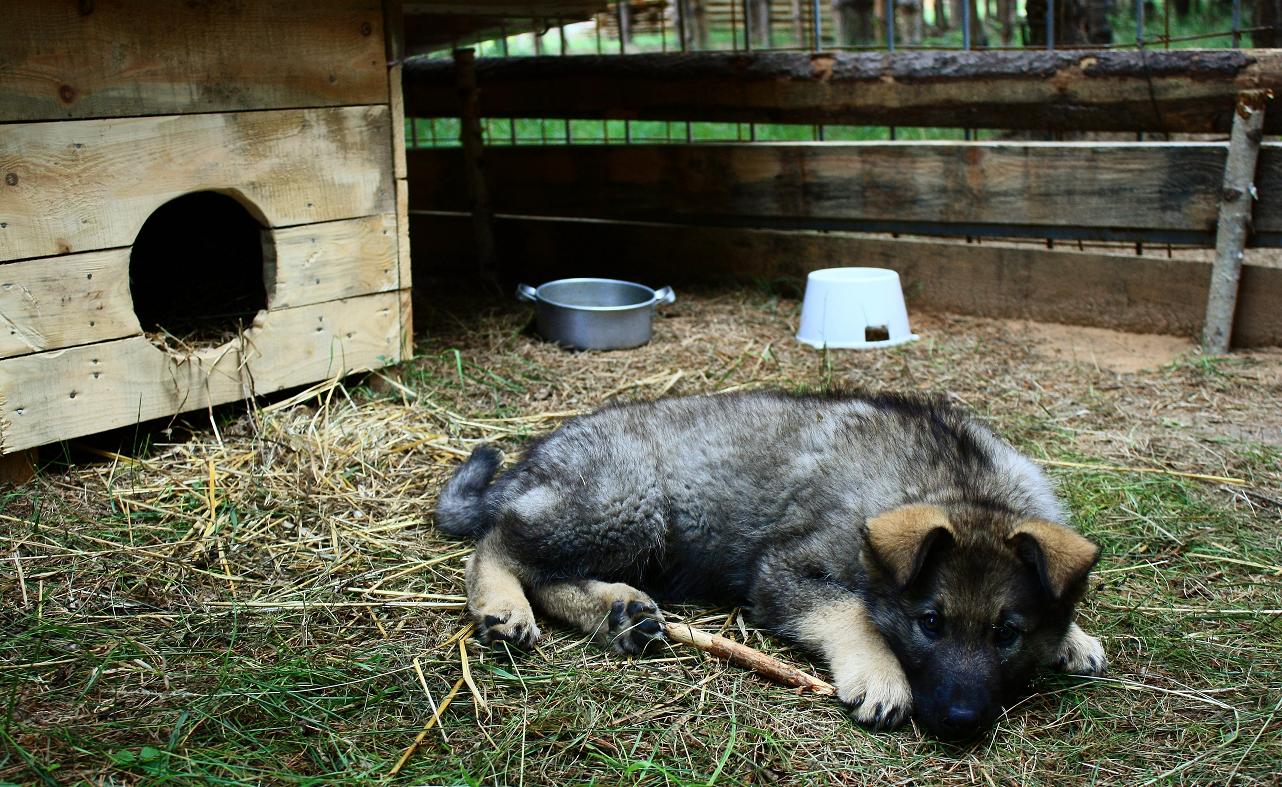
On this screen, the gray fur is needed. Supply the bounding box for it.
[434,444,504,537]
[435,390,1101,738]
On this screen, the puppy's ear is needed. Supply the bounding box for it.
[1008,520,1100,600]
[866,505,955,588]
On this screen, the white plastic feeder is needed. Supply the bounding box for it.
[796,267,919,349]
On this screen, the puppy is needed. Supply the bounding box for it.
[435,390,1105,738]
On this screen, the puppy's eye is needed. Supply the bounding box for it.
[994,621,1021,648]
[918,612,942,637]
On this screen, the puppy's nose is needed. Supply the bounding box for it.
[939,704,982,737]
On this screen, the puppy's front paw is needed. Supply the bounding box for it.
[835,660,913,730]
[1054,623,1106,676]
[607,597,665,655]
[476,607,542,649]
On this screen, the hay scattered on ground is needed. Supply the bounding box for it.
[2,284,1280,784]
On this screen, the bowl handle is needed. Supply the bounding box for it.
[653,286,676,306]
[516,284,539,303]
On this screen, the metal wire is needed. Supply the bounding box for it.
[413,1,1260,150]
[1047,0,1056,50]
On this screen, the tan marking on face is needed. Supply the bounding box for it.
[1008,520,1100,598]
[866,504,955,587]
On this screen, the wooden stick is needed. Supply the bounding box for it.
[662,622,835,696]
[1203,90,1271,354]
[1035,458,1246,486]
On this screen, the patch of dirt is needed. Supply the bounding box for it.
[1015,321,1196,374]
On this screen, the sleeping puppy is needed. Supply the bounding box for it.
[434,390,1105,739]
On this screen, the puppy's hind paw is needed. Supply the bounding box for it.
[1054,623,1107,676]
[836,663,913,731]
[476,608,542,650]
[607,598,665,655]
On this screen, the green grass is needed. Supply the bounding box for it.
[3,288,1281,784]
[408,117,988,148]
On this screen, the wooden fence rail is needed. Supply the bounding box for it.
[403,50,1282,133]
[407,141,1282,246]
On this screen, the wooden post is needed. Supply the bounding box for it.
[454,48,498,289]
[1203,90,1270,354]
[0,449,37,488]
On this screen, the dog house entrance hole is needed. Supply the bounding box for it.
[130,191,268,349]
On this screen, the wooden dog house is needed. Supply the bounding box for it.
[0,1,415,456]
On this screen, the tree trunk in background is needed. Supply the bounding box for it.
[617,1,632,44]
[998,0,1014,43]
[833,0,878,43]
[1025,0,1090,44]
[1255,0,1282,47]
[935,0,949,31]
[1172,0,1192,17]
[967,0,988,44]
[1086,0,1113,43]
[903,0,925,41]
[747,0,772,47]
[691,0,709,48]
[790,0,806,45]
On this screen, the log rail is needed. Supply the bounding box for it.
[404,49,1282,134]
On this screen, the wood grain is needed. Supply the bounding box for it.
[0,291,402,453]
[0,249,139,359]
[408,142,1280,238]
[0,215,400,359]
[1,106,394,262]
[267,215,401,310]
[663,622,835,695]
[1,0,387,122]
[403,50,1282,134]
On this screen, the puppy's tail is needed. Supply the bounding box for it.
[434,444,503,539]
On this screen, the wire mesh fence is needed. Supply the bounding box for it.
[404,0,1272,258]
[407,0,1262,150]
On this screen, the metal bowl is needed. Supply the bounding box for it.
[517,278,676,350]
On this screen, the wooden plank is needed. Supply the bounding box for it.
[399,288,415,361]
[1,215,400,359]
[403,50,1282,134]
[1,0,387,122]
[408,142,1249,238]
[401,1,606,50]
[384,0,409,181]
[395,180,413,291]
[1,106,394,262]
[0,249,139,359]
[390,65,409,182]
[267,215,401,310]
[395,180,413,360]
[408,212,1282,348]
[0,291,401,453]
[405,0,605,13]
[0,449,37,487]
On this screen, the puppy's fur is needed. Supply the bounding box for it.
[435,391,1104,738]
